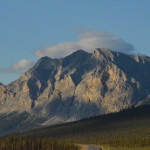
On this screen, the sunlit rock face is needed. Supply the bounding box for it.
[0,48,150,127]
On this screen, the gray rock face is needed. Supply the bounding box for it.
[0,48,150,130]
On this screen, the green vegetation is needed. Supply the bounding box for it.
[24,106,150,148]
[1,105,150,149]
[0,134,79,150]
[102,145,150,150]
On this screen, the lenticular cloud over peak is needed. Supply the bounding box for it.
[34,30,135,58]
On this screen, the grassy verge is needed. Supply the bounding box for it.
[102,145,150,150]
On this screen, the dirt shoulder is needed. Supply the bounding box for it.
[77,144,103,150]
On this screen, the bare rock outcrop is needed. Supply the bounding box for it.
[0,48,150,131]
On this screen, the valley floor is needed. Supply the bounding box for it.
[102,145,150,150]
[1,106,150,150]
[78,144,150,150]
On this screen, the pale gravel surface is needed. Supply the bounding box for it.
[77,144,102,150]
[86,145,102,150]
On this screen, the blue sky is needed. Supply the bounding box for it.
[0,0,150,84]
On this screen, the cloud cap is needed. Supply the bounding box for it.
[34,30,135,58]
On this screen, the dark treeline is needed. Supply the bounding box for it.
[24,105,150,148]
[1,105,150,149]
[0,134,79,150]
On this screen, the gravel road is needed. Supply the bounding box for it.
[86,145,102,150]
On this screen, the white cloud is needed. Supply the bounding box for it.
[34,30,135,58]
[0,30,136,75]
[0,59,35,73]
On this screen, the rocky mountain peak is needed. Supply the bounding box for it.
[71,49,88,55]
[38,56,52,63]
[92,48,115,63]
[32,56,53,71]
[63,49,89,60]
[61,50,90,69]
[0,48,150,131]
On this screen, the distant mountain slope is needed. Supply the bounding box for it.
[0,48,150,135]
[136,95,150,106]
[0,112,30,136]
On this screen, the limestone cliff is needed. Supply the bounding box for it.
[0,48,150,131]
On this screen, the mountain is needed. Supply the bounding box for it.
[136,95,150,106]
[0,48,150,135]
